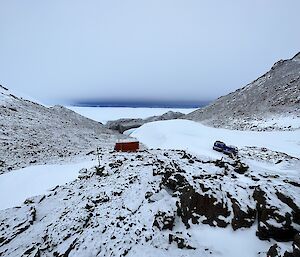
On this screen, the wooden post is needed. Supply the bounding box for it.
[96,147,101,167]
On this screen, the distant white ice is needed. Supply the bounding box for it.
[68,106,196,124]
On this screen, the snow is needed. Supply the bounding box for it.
[0,149,298,256]
[1,93,122,174]
[0,85,44,106]
[1,108,299,256]
[123,128,137,135]
[127,226,273,257]
[250,115,300,130]
[67,106,196,124]
[117,138,139,143]
[128,212,279,257]
[188,225,271,257]
[0,160,95,210]
[0,86,11,106]
[131,119,300,159]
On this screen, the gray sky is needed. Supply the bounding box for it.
[0,0,299,105]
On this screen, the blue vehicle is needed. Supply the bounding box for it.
[213,141,226,152]
[213,141,238,156]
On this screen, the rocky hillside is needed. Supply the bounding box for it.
[106,111,184,133]
[0,149,299,256]
[0,85,125,174]
[186,52,300,131]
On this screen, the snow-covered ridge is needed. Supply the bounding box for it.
[0,85,43,106]
[0,85,10,105]
[0,86,126,174]
[185,52,300,131]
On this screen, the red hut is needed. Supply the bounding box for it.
[114,139,139,152]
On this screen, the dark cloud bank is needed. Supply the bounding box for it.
[1,0,299,107]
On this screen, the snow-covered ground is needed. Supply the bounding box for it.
[2,118,299,212]
[68,106,196,124]
[0,149,297,256]
[131,119,300,159]
[127,221,275,257]
[250,114,300,131]
[0,160,95,210]
[1,109,299,256]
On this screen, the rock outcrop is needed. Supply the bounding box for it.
[106,111,184,133]
[0,149,299,256]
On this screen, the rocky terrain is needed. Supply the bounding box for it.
[186,52,300,131]
[106,111,184,133]
[0,149,299,256]
[0,85,125,174]
[1,52,300,256]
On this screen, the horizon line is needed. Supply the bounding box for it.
[70,100,211,108]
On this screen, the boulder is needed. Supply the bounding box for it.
[229,195,256,230]
[267,244,280,257]
[253,187,298,241]
[153,211,175,230]
[177,184,230,228]
[168,234,196,250]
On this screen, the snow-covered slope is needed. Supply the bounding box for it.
[0,149,299,256]
[0,160,96,210]
[0,85,125,174]
[131,120,300,256]
[131,119,300,159]
[186,52,300,131]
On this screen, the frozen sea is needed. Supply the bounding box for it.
[67,106,196,124]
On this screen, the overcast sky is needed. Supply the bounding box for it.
[0,0,299,105]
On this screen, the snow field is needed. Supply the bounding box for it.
[131,119,300,159]
[0,160,95,210]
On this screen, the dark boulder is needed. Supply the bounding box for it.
[229,195,256,230]
[253,187,298,241]
[276,192,300,226]
[162,173,188,191]
[153,211,175,230]
[177,184,230,228]
[267,244,280,257]
[292,233,300,256]
[233,160,249,174]
[168,234,196,250]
